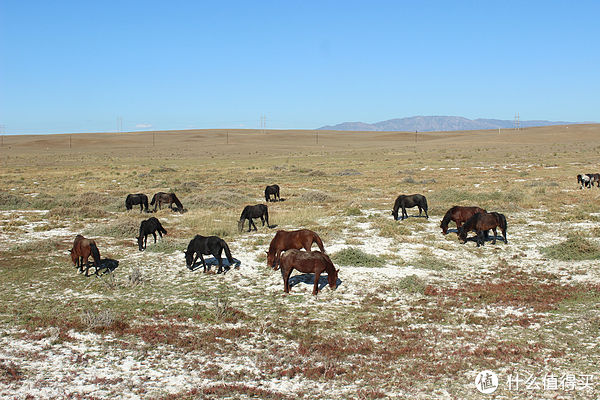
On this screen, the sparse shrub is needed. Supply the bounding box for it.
[541,234,600,261]
[411,249,455,271]
[398,274,427,294]
[345,207,362,216]
[300,190,332,203]
[0,191,31,209]
[185,190,250,209]
[331,247,385,268]
[91,215,138,238]
[128,268,143,286]
[402,176,416,184]
[80,309,115,329]
[145,238,186,253]
[48,206,109,219]
[0,361,23,383]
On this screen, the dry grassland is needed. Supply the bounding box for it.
[1,125,600,399]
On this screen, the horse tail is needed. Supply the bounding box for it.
[221,240,234,263]
[172,194,183,211]
[89,242,101,269]
[422,196,428,212]
[150,194,157,206]
[313,232,325,253]
[265,187,269,202]
[264,206,269,226]
[143,195,149,211]
[499,213,507,233]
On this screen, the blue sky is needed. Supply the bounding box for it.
[1,1,599,134]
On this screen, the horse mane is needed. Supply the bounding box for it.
[171,193,183,210]
[440,207,454,229]
[462,212,481,231]
[239,205,249,220]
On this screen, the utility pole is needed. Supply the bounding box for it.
[69,135,72,149]
[226,131,229,145]
[117,116,123,132]
[316,131,319,145]
[153,132,155,147]
[514,113,520,131]
[0,124,5,147]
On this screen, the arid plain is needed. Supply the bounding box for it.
[1,125,600,399]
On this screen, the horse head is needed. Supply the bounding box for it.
[457,226,467,243]
[328,268,339,290]
[266,251,277,269]
[391,209,398,220]
[183,250,194,269]
[136,236,144,251]
[237,219,244,232]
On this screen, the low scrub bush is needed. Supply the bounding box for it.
[331,247,385,268]
[541,234,600,261]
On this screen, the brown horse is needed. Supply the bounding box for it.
[70,234,102,276]
[440,206,486,234]
[150,192,184,212]
[458,212,507,246]
[278,249,339,295]
[266,229,325,270]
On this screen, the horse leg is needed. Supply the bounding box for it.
[152,232,157,243]
[78,256,84,273]
[284,267,293,293]
[199,254,208,273]
[492,228,497,244]
[476,231,483,247]
[190,254,199,270]
[249,218,257,232]
[215,248,224,274]
[418,206,422,216]
[313,270,321,295]
[260,216,265,227]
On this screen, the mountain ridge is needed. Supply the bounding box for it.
[317,115,582,132]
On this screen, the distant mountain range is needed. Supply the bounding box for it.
[317,116,581,132]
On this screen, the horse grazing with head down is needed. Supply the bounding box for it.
[458,211,507,246]
[278,249,339,295]
[392,194,428,220]
[238,204,269,232]
[125,193,149,212]
[440,206,486,234]
[70,234,102,276]
[137,217,167,251]
[151,192,184,212]
[266,229,325,270]
[265,185,280,202]
[184,235,234,274]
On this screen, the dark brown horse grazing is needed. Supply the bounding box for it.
[70,234,102,276]
[150,192,184,212]
[392,194,428,220]
[458,212,507,246]
[266,229,325,270]
[278,249,338,295]
[440,206,486,234]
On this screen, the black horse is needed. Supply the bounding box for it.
[125,193,149,212]
[151,192,184,212]
[392,194,428,220]
[238,204,269,232]
[137,217,167,251]
[265,185,280,202]
[185,235,234,273]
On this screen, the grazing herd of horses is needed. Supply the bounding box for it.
[577,173,600,189]
[70,185,509,293]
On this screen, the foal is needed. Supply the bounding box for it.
[266,229,325,270]
[278,249,338,295]
[458,212,507,246]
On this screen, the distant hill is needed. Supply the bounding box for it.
[317,116,579,132]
